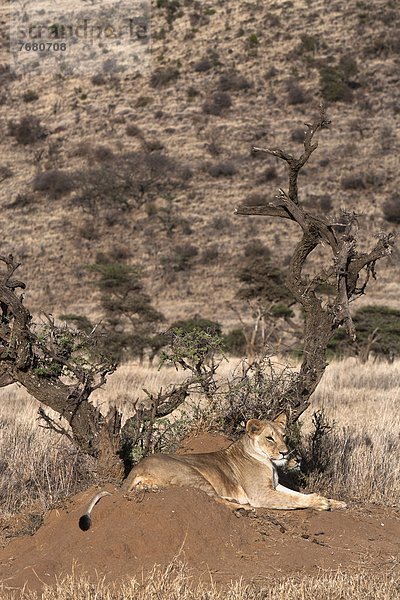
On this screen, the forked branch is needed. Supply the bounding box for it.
[235,109,395,420]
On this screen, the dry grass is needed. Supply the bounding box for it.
[305,358,400,506]
[1,562,399,600]
[0,386,94,517]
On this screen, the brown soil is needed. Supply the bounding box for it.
[1,434,399,595]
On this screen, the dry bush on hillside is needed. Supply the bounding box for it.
[256,166,278,184]
[187,86,199,100]
[286,80,308,105]
[7,115,46,145]
[161,243,199,273]
[297,33,327,55]
[208,161,236,177]
[0,63,14,85]
[5,193,35,210]
[319,65,354,103]
[382,193,400,224]
[237,257,292,304]
[74,150,191,213]
[21,90,39,103]
[202,91,232,115]
[71,142,115,162]
[291,127,305,143]
[319,194,333,212]
[201,244,219,264]
[218,70,252,91]
[125,124,142,137]
[0,165,13,182]
[211,215,231,231]
[341,174,366,190]
[243,239,271,259]
[365,31,400,58]
[90,73,106,86]
[193,57,213,72]
[150,66,180,88]
[33,169,75,199]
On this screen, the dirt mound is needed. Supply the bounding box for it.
[0,434,399,594]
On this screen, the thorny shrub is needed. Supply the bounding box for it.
[220,358,298,437]
[150,66,180,88]
[8,115,46,145]
[33,169,75,199]
[202,91,232,116]
[382,193,400,224]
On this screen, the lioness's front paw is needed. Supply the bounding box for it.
[328,499,347,510]
[234,507,255,518]
[310,494,330,511]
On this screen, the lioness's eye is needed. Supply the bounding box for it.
[266,436,274,442]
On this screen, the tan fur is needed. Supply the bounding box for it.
[79,415,346,528]
[121,414,346,511]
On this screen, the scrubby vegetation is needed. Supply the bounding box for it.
[329,305,400,361]
[7,115,46,145]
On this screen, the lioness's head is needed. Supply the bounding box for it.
[245,414,289,467]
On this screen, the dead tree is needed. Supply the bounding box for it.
[0,254,214,477]
[235,107,394,421]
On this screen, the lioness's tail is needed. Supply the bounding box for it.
[78,490,112,531]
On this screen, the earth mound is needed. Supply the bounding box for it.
[0,433,399,594]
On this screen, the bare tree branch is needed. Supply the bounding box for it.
[234,203,296,221]
[251,105,331,206]
[37,407,74,443]
[235,110,394,421]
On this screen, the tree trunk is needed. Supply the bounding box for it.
[288,300,333,420]
[235,108,394,422]
[12,367,124,477]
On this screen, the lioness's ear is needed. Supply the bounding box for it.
[273,412,287,431]
[246,419,263,436]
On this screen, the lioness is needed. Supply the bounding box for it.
[79,414,346,530]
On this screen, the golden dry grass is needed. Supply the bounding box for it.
[306,358,400,506]
[0,385,94,517]
[90,361,189,414]
[1,562,399,600]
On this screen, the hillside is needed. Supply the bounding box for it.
[0,0,399,331]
